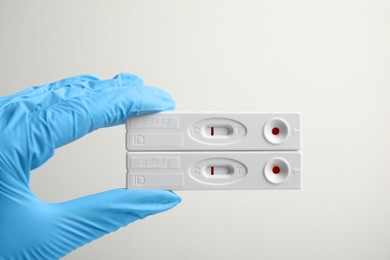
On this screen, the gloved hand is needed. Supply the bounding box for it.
[0,73,181,260]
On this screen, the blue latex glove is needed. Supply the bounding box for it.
[0,73,181,259]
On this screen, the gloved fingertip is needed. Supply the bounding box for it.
[159,190,182,206]
[129,189,181,204]
[144,190,181,215]
[135,85,176,115]
[160,88,176,107]
[119,189,181,214]
[156,89,176,111]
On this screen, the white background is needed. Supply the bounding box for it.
[1,0,390,259]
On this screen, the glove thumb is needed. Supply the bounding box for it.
[51,189,181,256]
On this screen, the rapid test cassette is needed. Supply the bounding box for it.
[126,151,302,190]
[126,112,302,190]
[126,112,301,151]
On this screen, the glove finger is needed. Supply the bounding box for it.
[0,75,99,108]
[51,189,181,258]
[0,74,144,113]
[28,84,174,170]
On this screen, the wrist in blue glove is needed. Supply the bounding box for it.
[0,73,181,259]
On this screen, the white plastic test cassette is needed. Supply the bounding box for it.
[126,152,302,190]
[126,112,302,190]
[126,112,301,151]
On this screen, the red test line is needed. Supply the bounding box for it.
[211,166,215,175]
[211,127,214,136]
